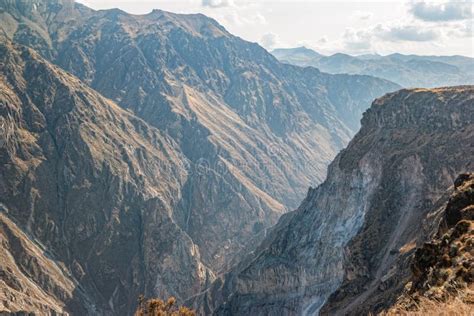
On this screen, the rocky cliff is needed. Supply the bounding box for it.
[195,86,474,315]
[382,173,474,314]
[0,0,399,275]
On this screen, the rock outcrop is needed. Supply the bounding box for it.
[383,173,474,314]
[195,86,474,315]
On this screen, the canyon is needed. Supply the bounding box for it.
[194,86,474,315]
[0,1,472,315]
[0,0,399,314]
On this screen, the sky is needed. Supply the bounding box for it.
[76,0,474,57]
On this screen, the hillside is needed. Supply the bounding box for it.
[193,86,474,315]
[0,40,215,314]
[0,1,402,314]
[382,173,474,315]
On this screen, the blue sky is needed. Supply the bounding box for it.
[76,0,474,57]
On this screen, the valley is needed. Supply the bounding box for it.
[0,0,473,315]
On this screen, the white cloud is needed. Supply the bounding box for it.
[343,28,373,50]
[317,36,328,44]
[448,20,474,37]
[375,23,440,42]
[202,0,233,8]
[260,33,281,49]
[224,11,266,26]
[410,0,473,22]
[352,10,373,21]
[314,20,446,55]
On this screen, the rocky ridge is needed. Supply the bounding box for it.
[383,173,474,314]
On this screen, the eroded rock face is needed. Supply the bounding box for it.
[384,173,474,313]
[197,86,474,315]
[0,41,214,314]
[321,88,474,315]
[0,0,399,274]
[0,210,81,315]
[411,173,474,298]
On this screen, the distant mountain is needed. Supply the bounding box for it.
[0,0,399,314]
[272,47,323,65]
[194,86,474,315]
[272,47,474,88]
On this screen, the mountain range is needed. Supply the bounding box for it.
[0,1,472,315]
[272,47,474,88]
[0,0,399,314]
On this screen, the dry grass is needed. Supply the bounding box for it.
[380,296,473,315]
[399,240,417,254]
[379,286,474,316]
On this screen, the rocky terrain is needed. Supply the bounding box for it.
[383,173,474,314]
[2,1,472,316]
[0,40,215,314]
[272,47,474,88]
[0,0,400,314]
[0,211,78,314]
[194,86,474,315]
[0,0,398,273]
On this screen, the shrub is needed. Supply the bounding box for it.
[134,295,195,316]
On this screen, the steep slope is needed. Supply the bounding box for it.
[0,40,216,315]
[383,173,474,314]
[0,211,82,315]
[0,0,399,272]
[194,86,474,315]
[272,47,474,88]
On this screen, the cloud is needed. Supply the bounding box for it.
[202,0,233,8]
[330,22,442,54]
[448,21,474,37]
[224,11,266,26]
[317,36,328,44]
[353,10,373,21]
[343,28,373,50]
[260,33,281,49]
[376,24,440,42]
[410,1,473,22]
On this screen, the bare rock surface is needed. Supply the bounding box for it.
[383,173,474,314]
[0,41,213,314]
[0,0,398,301]
[196,86,474,315]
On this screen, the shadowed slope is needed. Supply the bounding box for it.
[194,86,474,315]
